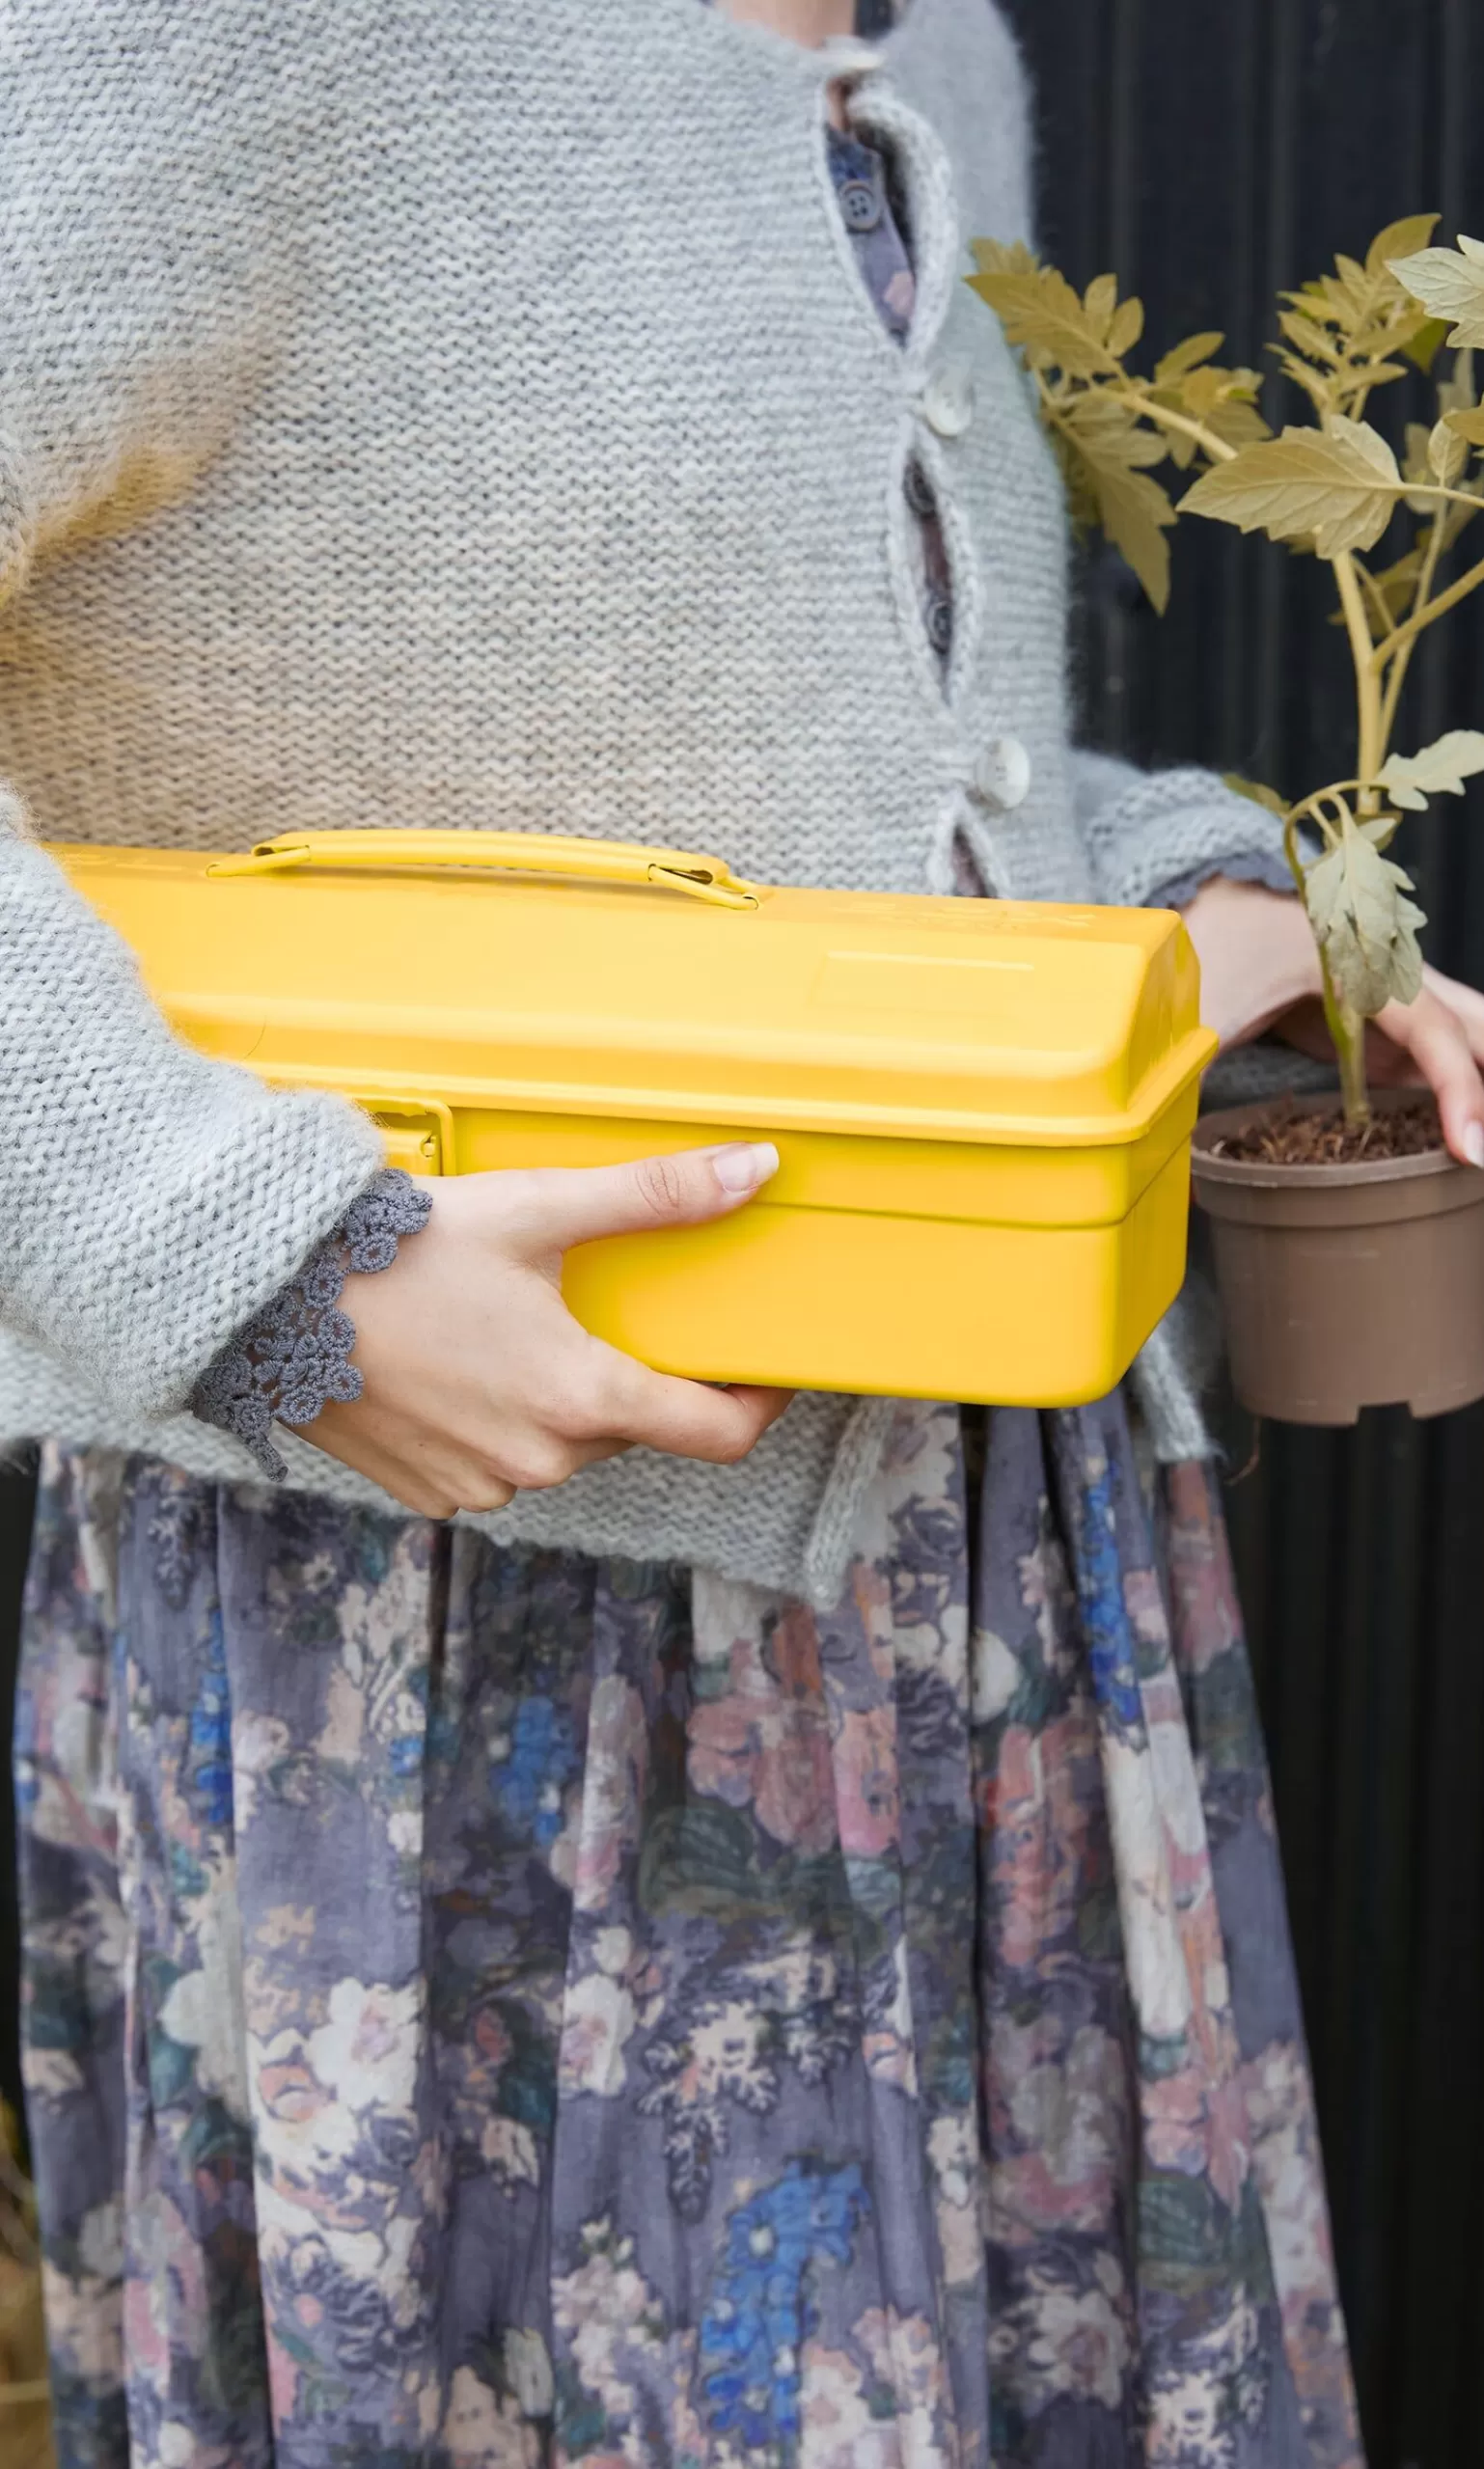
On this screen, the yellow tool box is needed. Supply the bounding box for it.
[54,830,1216,1404]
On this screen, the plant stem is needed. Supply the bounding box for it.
[1370,536,1484,667]
[1379,507,1448,748]
[1329,551,1386,1125]
[1281,810,1309,901]
[1333,553,1386,795]
[1356,559,1398,641]
[1334,999,1371,1124]
[1120,388,1240,463]
[1287,778,1387,822]
[1283,808,1359,1110]
[1395,481,1484,516]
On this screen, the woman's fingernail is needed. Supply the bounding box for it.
[711,1141,781,1194]
[1465,1123,1484,1168]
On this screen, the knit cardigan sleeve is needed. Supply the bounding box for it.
[0,799,385,1420]
[1070,748,1296,913]
[0,9,385,1421]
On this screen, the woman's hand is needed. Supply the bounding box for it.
[301,1142,791,1518]
[1180,876,1484,1166]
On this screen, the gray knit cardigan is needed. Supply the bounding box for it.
[0,0,1296,1604]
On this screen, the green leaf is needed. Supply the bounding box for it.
[1148,368,1269,467]
[1153,331,1224,385]
[1180,419,1402,556]
[1048,424,1101,536]
[1402,315,1452,372]
[967,240,1115,378]
[1107,294,1144,359]
[1305,821,1425,1015]
[1287,222,1442,353]
[1180,365,1250,417]
[1438,348,1477,416]
[1429,416,1469,485]
[1273,350,1334,413]
[1388,238,1484,347]
[1399,419,1436,514]
[1058,398,1176,609]
[1346,324,1429,369]
[1337,360,1411,395]
[1195,395,1273,453]
[1222,772,1287,818]
[1375,728,1484,809]
[1366,213,1442,276]
[1084,272,1119,339]
[1444,404,1484,444]
[1360,542,1427,622]
[1359,812,1402,853]
[1278,305,1345,367]
[1061,391,1168,464]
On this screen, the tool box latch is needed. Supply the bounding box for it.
[364,1100,453,1174]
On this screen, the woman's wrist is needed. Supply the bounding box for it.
[1178,875,1322,1052]
[188,1168,433,1479]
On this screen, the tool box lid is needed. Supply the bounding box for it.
[55,832,1216,1147]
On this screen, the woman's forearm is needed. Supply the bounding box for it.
[715,1,856,41]
[1179,876,1321,1051]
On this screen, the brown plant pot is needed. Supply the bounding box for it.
[1190,1090,1484,1425]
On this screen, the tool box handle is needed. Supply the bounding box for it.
[206,828,760,910]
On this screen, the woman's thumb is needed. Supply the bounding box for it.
[514,1141,780,1251]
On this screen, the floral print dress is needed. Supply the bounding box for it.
[17,1406,1360,2469]
[14,10,1362,2466]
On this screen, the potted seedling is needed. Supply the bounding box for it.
[971,218,1484,1423]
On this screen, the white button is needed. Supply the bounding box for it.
[974,735,1031,812]
[920,366,976,440]
[821,39,885,72]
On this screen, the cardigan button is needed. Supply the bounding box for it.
[903,455,937,519]
[921,366,975,439]
[822,38,886,74]
[974,735,1031,811]
[837,177,884,234]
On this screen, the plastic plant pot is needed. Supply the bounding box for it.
[1191,1090,1484,1425]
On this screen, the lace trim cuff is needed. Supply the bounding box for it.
[188,1167,433,1480]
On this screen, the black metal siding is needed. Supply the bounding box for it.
[3,1,1483,2458]
[1006,5,1484,2456]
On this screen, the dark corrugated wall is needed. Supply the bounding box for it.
[1002,1,1484,2460]
[2,0,1483,2460]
